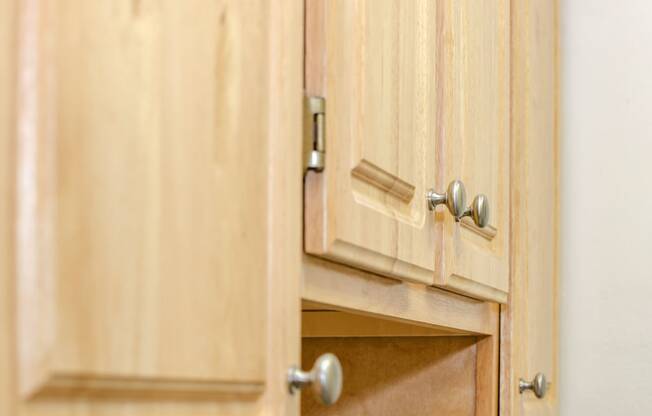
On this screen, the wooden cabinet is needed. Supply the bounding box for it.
[1,0,558,415]
[304,0,510,303]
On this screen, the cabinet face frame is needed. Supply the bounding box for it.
[301,255,501,416]
[304,0,511,303]
[501,0,559,415]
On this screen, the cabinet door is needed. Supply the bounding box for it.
[305,0,438,284]
[4,1,301,415]
[435,0,511,303]
[503,1,559,414]
[305,0,510,302]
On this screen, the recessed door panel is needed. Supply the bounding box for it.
[12,0,289,403]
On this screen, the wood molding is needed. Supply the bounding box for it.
[461,218,498,241]
[302,255,498,335]
[446,274,509,305]
[351,159,416,203]
[27,374,263,400]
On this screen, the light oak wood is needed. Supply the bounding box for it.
[2,0,304,415]
[434,0,511,303]
[302,310,467,337]
[501,0,559,415]
[302,255,498,336]
[16,0,268,396]
[304,0,438,285]
[263,0,304,414]
[476,305,500,416]
[1,0,560,413]
[304,0,511,303]
[1,2,18,416]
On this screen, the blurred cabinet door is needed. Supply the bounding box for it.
[304,0,510,303]
[6,1,301,415]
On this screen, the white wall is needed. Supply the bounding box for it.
[561,1,652,414]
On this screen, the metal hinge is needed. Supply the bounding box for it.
[303,96,325,172]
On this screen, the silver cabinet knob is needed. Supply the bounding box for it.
[427,180,467,218]
[459,194,490,228]
[519,373,547,399]
[288,353,343,406]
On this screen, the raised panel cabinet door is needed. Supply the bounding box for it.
[5,0,302,415]
[434,0,511,303]
[305,0,438,284]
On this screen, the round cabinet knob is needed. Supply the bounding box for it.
[288,353,343,406]
[427,180,467,218]
[519,373,547,399]
[459,194,490,228]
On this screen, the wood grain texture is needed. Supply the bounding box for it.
[264,0,304,413]
[434,0,511,303]
[302,337,477,416]
[304,0,438,285]
[3,0,304,414]
[16,0,269,396]
[1,2,18,415]
[501,0,559,414]
[302,255,498,336]
[475,304,500,416]
[305,0,511,303]
[302,310,468,337]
